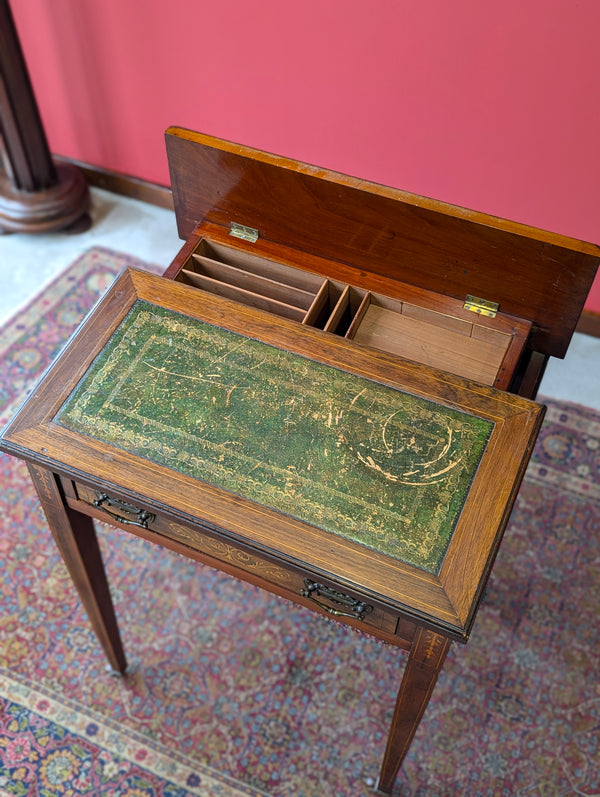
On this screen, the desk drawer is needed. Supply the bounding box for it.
[69,480,405,641]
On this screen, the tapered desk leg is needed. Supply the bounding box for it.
[28,464,127,674]
[377,627,452,794]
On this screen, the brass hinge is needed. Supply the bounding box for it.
[464,295,499,318]
[229,222,259,243]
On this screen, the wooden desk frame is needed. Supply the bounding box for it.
[3,269,545,792]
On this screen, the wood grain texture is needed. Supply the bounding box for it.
[165,127,599,358]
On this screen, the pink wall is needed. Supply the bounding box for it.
[12,0,600,311]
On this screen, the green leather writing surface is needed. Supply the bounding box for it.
[56,301,493,573]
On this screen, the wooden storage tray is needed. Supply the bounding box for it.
[170,227,531,389]
[346,292,514,385]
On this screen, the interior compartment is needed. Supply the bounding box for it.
[304,281,363,331]
[323,285,367,336]
[347,294,512,385]
[173,237,522,387]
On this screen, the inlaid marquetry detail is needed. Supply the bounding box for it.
[164,520,294,585]
[417,628,452,670]
[27,463,55,504]
[75,479,295,587]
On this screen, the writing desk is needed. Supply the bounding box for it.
[2,268,544,792]
[2,129,598,792]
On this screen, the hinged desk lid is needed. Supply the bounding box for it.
[165,127,599,359]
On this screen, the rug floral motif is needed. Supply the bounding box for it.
[0,671,259,796]
[0,247,598,796]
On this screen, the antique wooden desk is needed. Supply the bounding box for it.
[2,129,598,792]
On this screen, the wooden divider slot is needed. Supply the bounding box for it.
[195,240,323,293]
[173,236,527,388]
[179,269,308,322]
[190,254,317,309]
[175,239,328,324]
[303,280,332,326]
[323,286,367,335]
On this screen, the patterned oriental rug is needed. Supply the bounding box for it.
[0,247,598,796]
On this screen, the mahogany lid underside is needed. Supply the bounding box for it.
[165,127,599,358]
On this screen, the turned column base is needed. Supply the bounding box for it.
[0,160,91,234]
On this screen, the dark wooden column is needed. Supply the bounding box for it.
[0,0,90,233]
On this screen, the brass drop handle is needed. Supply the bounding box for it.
[301,578,373,621]
[93,493,155,530]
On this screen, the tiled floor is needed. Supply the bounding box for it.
[1,187,599,410]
